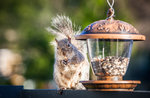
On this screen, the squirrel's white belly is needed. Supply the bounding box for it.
[54,60,89,89]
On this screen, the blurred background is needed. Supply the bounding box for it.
[0,0,150,90]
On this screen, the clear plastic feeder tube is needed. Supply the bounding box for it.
[87,39,133,77]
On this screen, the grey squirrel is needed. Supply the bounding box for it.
[47,15,90,89]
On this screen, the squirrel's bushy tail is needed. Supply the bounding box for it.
[47,15,80,40]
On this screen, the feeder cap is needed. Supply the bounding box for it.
[75,19,146,41]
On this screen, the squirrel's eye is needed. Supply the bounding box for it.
[68,44,71,47]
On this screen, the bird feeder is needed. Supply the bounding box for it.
[75,0,146,91]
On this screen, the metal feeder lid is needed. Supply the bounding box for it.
[75,9,146,41]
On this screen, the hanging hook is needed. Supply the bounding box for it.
[107,0,114,8]
[106,0,115,20]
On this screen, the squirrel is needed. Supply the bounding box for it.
[47,15,90,90]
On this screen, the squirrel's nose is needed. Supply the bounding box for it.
[62,51,66,56]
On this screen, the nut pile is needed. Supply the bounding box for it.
[91,56,129,76]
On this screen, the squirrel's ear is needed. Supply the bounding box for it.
[55,38,58,43]
[67,35,71,43]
